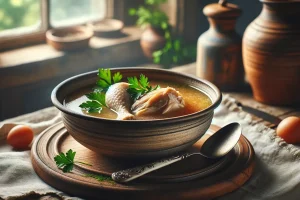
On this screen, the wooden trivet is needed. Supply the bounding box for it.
[31,122,255,200]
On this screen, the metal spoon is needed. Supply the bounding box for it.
[111,122,242,183]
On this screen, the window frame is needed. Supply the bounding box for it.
[0,0,111,51]
[0,0,49,51]
[0,0,190,51]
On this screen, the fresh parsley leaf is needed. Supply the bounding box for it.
[79,92,106,113]
[139,74,149,88]
[54,149,76,173]
[79,100,103,113]
[98,68,111,87]
[96,79,110,90]
[54,149,92,173]
[96,68,122,91]
[86,92,106,107]
[80,68,123,113]
[127,74,160,100]
[113,72,122,83]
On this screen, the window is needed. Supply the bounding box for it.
[0,0,41,37]
[0,0,107,50]
[50,0,106,28]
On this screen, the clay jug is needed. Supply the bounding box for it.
[140,26,166,59]
[243,0,300,105]
[196,0,244,91]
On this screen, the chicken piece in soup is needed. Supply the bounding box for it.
[65,81,212,120]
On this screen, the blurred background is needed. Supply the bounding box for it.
[0,0,106,34]
[0,0,260,40]
[0,0,262,120]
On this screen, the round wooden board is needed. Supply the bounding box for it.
[31,122,255,200]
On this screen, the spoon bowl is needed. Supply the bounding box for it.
[200,122,242,158]
[112,122,242,183]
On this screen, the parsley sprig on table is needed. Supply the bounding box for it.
[127,74,160,101]
[54,149,91,173]
[54,150,115,183]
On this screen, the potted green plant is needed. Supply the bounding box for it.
[152,38,196,68]
[129,0,169,59]
[130,0,197,68]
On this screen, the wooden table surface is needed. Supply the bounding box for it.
[171,63,300,129]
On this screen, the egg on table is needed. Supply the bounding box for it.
[276,116,300,144]
[7,125,34,149]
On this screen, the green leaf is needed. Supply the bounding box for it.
[96,68,123,91]
[54,149,75,173]
[161,21,168,30]
[96,79,110,90]
[174,39,181,51]
[128,8,136,16]
[62,163,74,173]
[113,72,122,83]
[98,68,111,85]
[127,76,139,88]
[173,55,178,63]
[127,74,159,101]
[66,149,76,161]
[153,55,161,63]
[145,0,167,5]
[54,149,92,173]
[79,100,103,113]
[129,1,170,28]
[86,92,106,107]
[150,36,197,68]
[139,74,149,88]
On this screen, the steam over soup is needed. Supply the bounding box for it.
[65,80,212,120]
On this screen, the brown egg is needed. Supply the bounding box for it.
[7,125,34,149]
[276,116,300,144]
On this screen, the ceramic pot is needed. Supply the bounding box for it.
[243,0,300,105]
[140,26,166,59]
[196,1,244,92]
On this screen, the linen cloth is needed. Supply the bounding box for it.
[0,95,300,200]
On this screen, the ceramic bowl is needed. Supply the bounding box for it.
[51,68,222,158]
[46,26,93,51]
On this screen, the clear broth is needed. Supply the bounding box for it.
[65,81,212,120]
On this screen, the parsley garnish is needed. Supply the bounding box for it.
[96,68,122,91]
[54,149,92,173]
[127,74,160,100]
[79,69,122,113]
[79,68,160,113]
[54,150,113,184]
[79,92,106,113]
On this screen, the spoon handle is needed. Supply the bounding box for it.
[111,153,192,183]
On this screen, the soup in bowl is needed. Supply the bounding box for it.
[51,68,222,158]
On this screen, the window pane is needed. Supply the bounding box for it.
[50,0,106,27]
[0,0,41,35]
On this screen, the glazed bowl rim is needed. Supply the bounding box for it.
[51,67,222,123]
